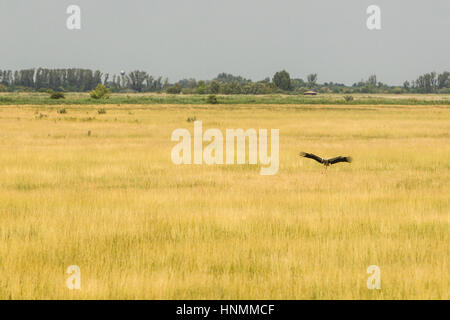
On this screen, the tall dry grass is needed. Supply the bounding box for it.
[0,104,448,299]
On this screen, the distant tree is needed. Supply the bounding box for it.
[241,82,274,94]
[166,84,182,94]
[177,78,197,89]
[153,77,163,91]
[392,87,404,94]
[128,70,148,92]
[196,81,208,94]
[437,71,449,89]
[367,74,377,86]
[291,78,305,90]
[0,67,448,95]
[430,71,437,90]
[210,80,220,94]
[221,81,242,94]
[307,73,318,88]
[273,70,291,91]
[103,73,109,86]
[403,81,410,91]
[414,72,437,93]
[163,78,170,90]
[0,70,13,86]
[215,73,250,85]
[93,70,103,88]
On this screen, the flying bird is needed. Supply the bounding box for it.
[300,152,352,167]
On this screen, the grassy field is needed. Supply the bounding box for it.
[1,92,449,106]
[0,103,448,299]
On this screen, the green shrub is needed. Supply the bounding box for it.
[12,86,33,92]
[90,84,110,99]
[392,87,404,94]
[206,94,218,104]
[166,84,182,94]
[343,95,354,102]
[181,88,195,95]
[57,108,67,114]
[50,92,65,99]
[97,108,107,114]
[438,88,450,94]
[0,84,8,92]
[210,81,220,94]
[196,81,208,94]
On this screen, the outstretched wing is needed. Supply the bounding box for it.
[328,156,352,164]
[300,152,324,164]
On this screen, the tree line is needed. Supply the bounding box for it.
[0,68,448,94]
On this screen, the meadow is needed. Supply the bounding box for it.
[1,92,450,106]
[0,102,448,299]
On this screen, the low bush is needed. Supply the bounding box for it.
[50,92,65,99]
[166,85,182,94]
[90,84,110,99]
[343,95,354,102]
[206,94,218,104]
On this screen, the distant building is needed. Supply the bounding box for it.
[303,91,318,96]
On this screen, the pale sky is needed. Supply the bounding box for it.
[0,0,449,85]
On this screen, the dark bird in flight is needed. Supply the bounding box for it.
[300,152,352,167]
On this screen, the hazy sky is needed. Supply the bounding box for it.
[1,0,449,85]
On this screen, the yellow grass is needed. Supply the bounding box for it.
[0,103,448,299]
